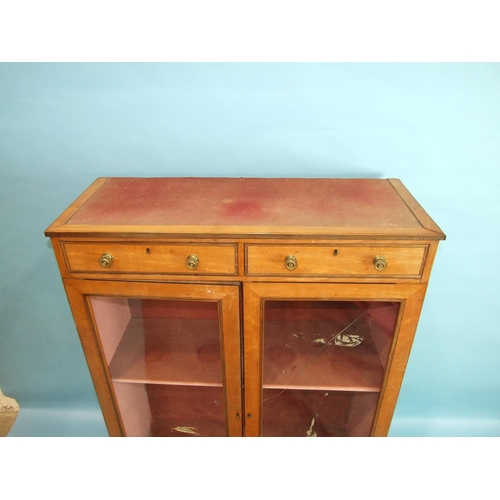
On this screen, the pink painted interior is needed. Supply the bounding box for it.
[69,178,422,228]
[141,299,218,320]
[262,300,399,436]
[147,384,226,437]
[348,391,380,436]
[364,302,400,366]
[263,301,397,392]
[108,317,223,386]
[113,382,152,437]
[91,297,224,435]
[90,297,132,364]
[264,300,374,322]
[262,389,379,437]
[91,295,398,436]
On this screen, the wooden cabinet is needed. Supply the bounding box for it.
[45,177,445,437]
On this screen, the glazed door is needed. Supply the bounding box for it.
[64,280,242,437]
[243,283,427,437]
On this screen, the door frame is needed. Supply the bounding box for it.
[243,282,428,437]
[63,279,243,436]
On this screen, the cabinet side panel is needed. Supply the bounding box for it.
[420,242,439,284]
[63,281,124,436]
[49,238,71,279]
[371,285,427,436]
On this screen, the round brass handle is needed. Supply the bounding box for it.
[373,255,387,271]
[284,255,298,271]
[186,254,199,270]
[99,252,114,268]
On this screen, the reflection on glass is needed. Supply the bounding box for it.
[262,301,400,437]
[90,297,225,436]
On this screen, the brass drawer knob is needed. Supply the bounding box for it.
[284,255,298,271]
[373,255,387,271]
[186,254,199,270]
[99,252,114,268]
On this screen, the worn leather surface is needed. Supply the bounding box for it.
[68,178,421,228]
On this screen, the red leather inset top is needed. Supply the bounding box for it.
[68,178,422,229]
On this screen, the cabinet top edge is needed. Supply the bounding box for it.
[44,177,446,240]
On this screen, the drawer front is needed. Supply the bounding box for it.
[246,244,426,277]
[62,242,237,275]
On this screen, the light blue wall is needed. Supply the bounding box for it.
[1,63,499,436]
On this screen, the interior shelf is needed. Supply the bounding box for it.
[263,319,386,392]
[108,317,223,387]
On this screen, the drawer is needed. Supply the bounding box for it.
[62,242,237,275]
[246,244,427,277]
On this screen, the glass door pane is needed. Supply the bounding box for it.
[262,300,400,436]
[90,297,226,437]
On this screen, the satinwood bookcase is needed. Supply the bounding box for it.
[45,178,445,437]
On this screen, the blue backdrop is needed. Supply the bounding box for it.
[1,63,499,436]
